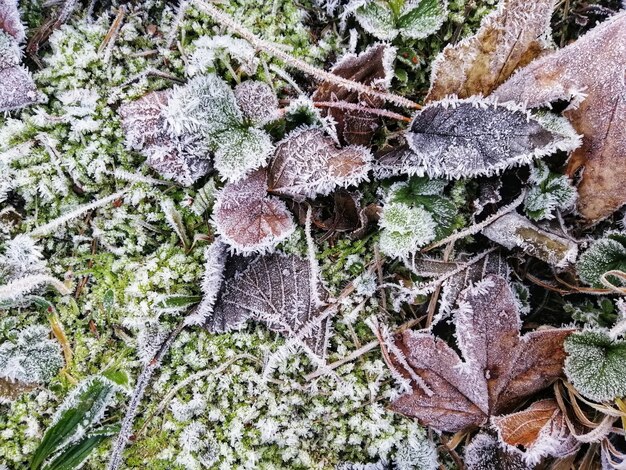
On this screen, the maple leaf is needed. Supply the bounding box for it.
[213,168,295,254]
[426,0,553,102]
[379,97,580,180]
[268,127,372,202]
[389,274,573,433]
[492,399,580,465]
[494,12,626,221]
[312,43,396,145]
[204,251,330,357]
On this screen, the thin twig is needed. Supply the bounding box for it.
[313,101,412,122]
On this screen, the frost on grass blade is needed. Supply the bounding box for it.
[464,433,530,470]
[208,252,330,357]
[482,212,578,267]
[564,330,626,402]
[187,239,228,327]
[492,399,580,466]
[426,0,553,101]
[213,169,295,254]
[268,127,372,202]
[389,275,572,432]
[0,0,25,42]
[401,97,580,180]
[234,80,279,126]
[187,35,259,77]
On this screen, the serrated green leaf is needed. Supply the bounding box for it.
[577,235,626,288]
[396,0,447,39]
[155,294,202,311]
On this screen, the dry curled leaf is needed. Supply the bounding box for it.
[494,12,626,221]
[492,399,580,465]
[312,43,395,145]
[268,127,372,202]
[213,168,295,254]
[389,274,573,433]
[427,0,553,102]
[381,97,580,180]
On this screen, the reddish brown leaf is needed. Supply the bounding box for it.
[494,12,626,221]
[213,168,295,254]
[426,0,553,102]
[0,0,25,42]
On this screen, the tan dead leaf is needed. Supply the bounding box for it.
[0,377,36,402]
[426,0,554,102]
[494,12,626,221]
[312,44,395,145]
[213,168,295,254]
[492,399,580,465]
[389,275,573,433]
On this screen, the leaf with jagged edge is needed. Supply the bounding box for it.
[312,43,396,146]
[577,234,626,288]
[426,0,554,102]
[213,168,295,254]
[394,97,581,180]
[389,275,573,433]
[494,12,626,221]
[212,125,273,182]
[268,127,372,202]
[204,251,330,358]
[234,80,279,126]
[464,433,531,470]
[0,0,25,42]
[492,399,580,466]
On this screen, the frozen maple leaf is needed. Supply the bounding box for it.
[0,66,43,112]
[464,433,531,470]
[268,127,372,202]
[389,274,573,433]
[213,168,295,254]
[0,0,24,42]
[494,12,626,221]
[205,252,330,357]
[426,0,553,102]
[492,399,580,465]
[312,43,396,145]
[234,80,279,126]
[394,97,580,180]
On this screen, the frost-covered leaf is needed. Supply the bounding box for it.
[268,127,372,201]
[234,80,279,126]
[494,12,626,221]
[577,234,626,288]
[524,162,577,221]
[564,330,626,402]
[400,97,581,179]
[352,0,447,41]
[464,433,530,470]
[0,30,20,69]
[390,275,573,432]
[482,212,578,267]
[312,43,395,146]
[206,252,330,357]
[190,179,216,216]
[378,202,436,258]
[0,65,43,112]
[213,169,295,254]
[426,0,553,101]
[0,0,25,42]
[212,126,273,182]
[492,399,580,465]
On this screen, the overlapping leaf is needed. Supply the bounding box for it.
[389,275,573,433]
[494,12,626,221]
[0,0,25,42]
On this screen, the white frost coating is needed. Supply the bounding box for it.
[160,198,190,248]
[378,202,436,258]
[482,212,578,267]
[212,126,273,182]
[0,0,25,42]
[0,274,71,302]
[187,35,259,76]
[234,80,280,126]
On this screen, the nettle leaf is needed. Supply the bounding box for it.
[494,12,626,221]
[205,252,330,358]
[464,433,530,470]
[379,202,436,258]
[524,162,577,221]
[577,234,626,288]
[234,80,279,126]
[353,0,447,41]
[212,125,273,182]
[268,127,372,202]
[389,275,572,433]
[564,330,626,402]
[312,43,396,146]
[492,399,580,465]
[427,0,553,101]
[213,169,295,254]
[0,0,25,42]
[395,97,580,180]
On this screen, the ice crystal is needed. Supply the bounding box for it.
[267,127,372,202]
[577,234,626,288]
[564,330,626,402]
[378,202,436,258]
[234,80,279,126]
[0,30,19,69]
[0,235,47,282]
[187,35,259,77]
[524,162,577,221]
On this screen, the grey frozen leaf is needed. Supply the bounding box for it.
[213,168,295,254]
[401,97,581,179]
[268,127,372,202]
[0,30,20,69]
[208,252,330,357]
[464,433,531,470]
[0,66,43,112]
[0,0,25,42]
[234,80,279,126]
[482,212,578,267]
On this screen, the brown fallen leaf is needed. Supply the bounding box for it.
[389,274,573,433]
[0,377,36,403]
[494,12,626,221]
[492,398,580,465]
[426,0,554,102]
[312,43,395,145]
[213,168,296,254]
[0,0,24,42]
